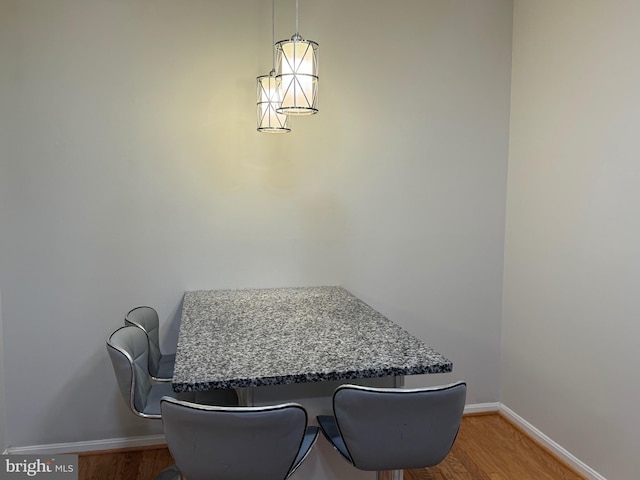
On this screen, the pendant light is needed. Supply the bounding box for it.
[257,0,290,133]
[275,0,318,115]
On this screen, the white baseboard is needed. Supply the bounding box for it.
[464,402,500,415]
[4,434,166,455]
[2,402,607,480]
[4,402,498,455]
[499,404,607,480]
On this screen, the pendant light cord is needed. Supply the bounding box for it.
[271,0,276,73]
[296,0,299,36]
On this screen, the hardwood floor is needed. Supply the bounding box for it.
[78,414,585,480]
[404,414,584,480]
[78,446,174,480]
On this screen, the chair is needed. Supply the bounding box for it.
[107,326,238,419]
[124,306,174,381]
[156,397,320,480]
[317,381,466,476]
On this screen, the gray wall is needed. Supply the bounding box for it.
[0,0,512,448]
[502,1,640,479]
[0,292,6,453]
[1,0,11,452]
[336,0,512,403]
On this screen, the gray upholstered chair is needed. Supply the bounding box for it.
[317,381,466,476]
[107,326,238,419]
[156,397,320,480]
[125,306,175,381]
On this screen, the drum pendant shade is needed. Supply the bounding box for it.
[276,35,319,116]
[257,72,290,133]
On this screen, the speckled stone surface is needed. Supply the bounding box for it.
[173,286,453,392]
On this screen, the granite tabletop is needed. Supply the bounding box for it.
[173,286,452,392]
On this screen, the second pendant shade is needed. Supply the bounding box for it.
[257,72,291,133]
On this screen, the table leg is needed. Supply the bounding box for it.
[377,377,405,480]
[239,387,255,406]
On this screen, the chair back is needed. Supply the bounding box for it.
[333,381,466,471]
[160,397,310,480]
[125,306,162,377]
[107,326,154,417]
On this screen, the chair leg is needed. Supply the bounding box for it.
[377,470,403,480]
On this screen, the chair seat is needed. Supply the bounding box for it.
[155,465,181,480]
[155,400,319,480]
[143,384,238,416]
[156,353,176,379]
[108,326,238,420]
[317,382,467,472]
[143,384,194,416]
[317,415,351,462]
[156,427,320,480]
[292,426,321,475]
[125,306,176,381]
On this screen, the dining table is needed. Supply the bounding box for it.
[172,285,453,480]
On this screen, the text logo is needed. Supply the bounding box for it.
[1,455,77,479]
